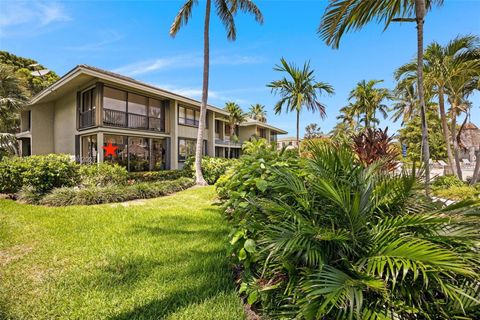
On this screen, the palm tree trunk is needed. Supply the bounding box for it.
[194,0,210,186]
[296,109,300,154]
[470,150,480,184]
[415,0,430,195]
[438,88,456,176]
[450,105,462,180]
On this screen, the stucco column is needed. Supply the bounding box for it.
[169,99,178,169]
[97,132,104,164]
[207,111,215,156]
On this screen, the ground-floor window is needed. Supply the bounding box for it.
[104,134,128,167]
[103,134,167,171]
[215,147,224,158]
[227,148,240,159]
[178,138,207,161]
[81,135,97,163]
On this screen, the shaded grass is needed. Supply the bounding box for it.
[0,187,245,320]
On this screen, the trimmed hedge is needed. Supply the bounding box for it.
[39,177,194,206]
[0,154,79,194]
[184,156,239,184]
[80,163,128,187]
[128,170,189,182]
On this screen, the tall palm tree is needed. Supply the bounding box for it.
[347,80,391,129]
[318,0,444,193]
[267,58,334,153]
[0,64,28,133]
[396,35,480,176]
[170,0,263,185]
[391,79,418,125]
[224,102,246,158]
[248,103,267,122]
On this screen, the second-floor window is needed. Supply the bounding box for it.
[258,128,267,138]
[178,105,200,126]
[80,88,96,128]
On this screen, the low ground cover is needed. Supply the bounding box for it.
[0,187,245,320]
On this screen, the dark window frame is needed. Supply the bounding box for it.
[178,137,207,162]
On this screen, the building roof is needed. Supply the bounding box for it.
[240,119,287,134]
[29,64,287,134]
[460,122,480,149]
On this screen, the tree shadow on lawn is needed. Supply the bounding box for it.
[104,249,238,320]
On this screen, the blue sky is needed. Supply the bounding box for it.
[1,0,479,137]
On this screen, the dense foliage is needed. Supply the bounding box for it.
[38,177,194,206]
[218,140,480,319]
[185,156,239,184]
[0,154,79,194]
[352,127,399,171]
[79,163,128,187]
[128,169,189,182]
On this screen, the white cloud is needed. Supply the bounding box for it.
[155,84,248,105]
[113,53,263,76]
[0,1,70,36]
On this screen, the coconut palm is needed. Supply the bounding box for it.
[319,0,444,192]
[248,103,267,122]
[347,80,391,129]
[170,0,263,185]
[391,79,418,124]
[224,101,246,158]
[267,58,334,153]
[0,64,28,133]
[396,35,480,176]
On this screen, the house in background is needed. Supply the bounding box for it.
[16,65,287,171]
[277,136,301,150]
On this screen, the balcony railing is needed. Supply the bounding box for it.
[79,109,96,128]
[103,108,165,132]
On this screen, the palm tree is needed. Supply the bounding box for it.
[396,35,480,176]
[347,80,391,129]
[319,0,444,193]
[391,79,418,125]
[267,58,334,153]
[248,103,267,122]
[0,64,28,133]
[224,102,246,158]
[170,0,263,185]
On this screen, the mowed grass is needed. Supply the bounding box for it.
[0,186,245,320]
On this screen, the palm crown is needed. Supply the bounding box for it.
[249,103,267,122]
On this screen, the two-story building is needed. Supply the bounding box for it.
[16,65,287,171]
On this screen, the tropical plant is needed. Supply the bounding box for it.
[391,79,418,124]
[220,139,480,319]
[268,58,334,153]
[347,80,392,129]
[396,35,480,177]
[0,64,28,133]
[352,127,399,171]
[319,0,445,193]
[304,123,323,139]
[249,103,267,122]
[224,101,247,158]
[170,0,263,185]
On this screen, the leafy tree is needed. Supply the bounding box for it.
[224,102,246,158]
[304,123,323,139]
[0,51,59,96]
[0,64,28,134]
[248,103,267,122]
[399,104,446,162]
[268,58,334,153]
[170,0,263,185]
[319,0,445,193]
[347,79,392,128]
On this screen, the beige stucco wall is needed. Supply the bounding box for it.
[53,91,77,155]
[239,125,257,142]
[30,103,54,154]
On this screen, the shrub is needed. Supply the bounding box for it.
[432,174,465,191]
[0,154,79,194]
[127,170,188,182]
[352,127,400,171]
[80,163,128,187]
[184,156,239,184]
[218,139,479,319]
[40,177,194,206]
[0,156,28,193]
[434,185,478,201]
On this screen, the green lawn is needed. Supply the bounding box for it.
[0,187,245,320]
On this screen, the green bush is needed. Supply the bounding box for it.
[127,170,188,182]
[40,177,194,206]
[434,185,479,201]
[80,163,128,187]
[432,175,465,191]
[218,139,479,319]
[0,154,79,194]
[0,157,28,193]
[184,156,240,184]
